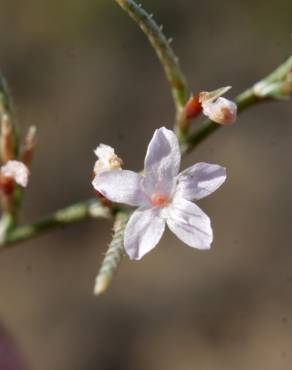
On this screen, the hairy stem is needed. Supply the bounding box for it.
[94,212,129,295]
[115,0,188,111]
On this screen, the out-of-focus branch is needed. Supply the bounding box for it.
[0,74,18,155]
[3,198,112,246]
[0,74,20,239]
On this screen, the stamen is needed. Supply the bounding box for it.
[151,194,169,207]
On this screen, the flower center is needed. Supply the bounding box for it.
[151,193,169,207]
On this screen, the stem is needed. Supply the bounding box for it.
[115,0,188,111]
[94,211,129,295]
[0,74,18,154]
[4,199,112,246]
[0,74,20,236]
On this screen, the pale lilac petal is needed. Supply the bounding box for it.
[92,170,146,206]
[167,199,213,249]
[124,207,165,260]
[175,163,226,201]
[143,127,180,196]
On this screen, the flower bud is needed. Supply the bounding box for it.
[0,160,29,188]
[93,144,123,176]
[199,87,237,125]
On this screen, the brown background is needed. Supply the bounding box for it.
[0,0,291,369]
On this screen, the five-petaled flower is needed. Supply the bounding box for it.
[92,127,226,260]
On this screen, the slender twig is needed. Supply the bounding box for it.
[115,0,188,111]
[4,198,112,246]
[0,74,20,238]
[0,74,18,154]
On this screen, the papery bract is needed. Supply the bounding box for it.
[93,144,123,175]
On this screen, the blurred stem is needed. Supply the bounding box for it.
[3,199,113,246]
[115,0,188,112]
[0,74,20,239]
[0,74,18,154]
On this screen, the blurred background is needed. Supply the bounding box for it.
[0,0,291,369]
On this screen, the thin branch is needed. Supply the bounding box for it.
[4,198,112,246]
[115,0,188,111]
[0,74,18,154]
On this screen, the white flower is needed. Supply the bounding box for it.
[93,144,123,175]
[1,160,29,187]
[199,86,237,124]
[92,127,226,260]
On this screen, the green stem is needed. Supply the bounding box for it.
[115,0,188,111]
[4,199,112,246]
[0,74,18,154]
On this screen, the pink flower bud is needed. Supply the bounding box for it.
[201,97,237,125]
[0,160,29,188]
[199,87,237,125]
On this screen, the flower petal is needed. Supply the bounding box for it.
[124,207,165,260]
[92,170,146,206]
[176,162,226,201]
[143,127,181,196]
[167,199,213,249]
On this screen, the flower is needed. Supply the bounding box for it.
[199,86,237,124]
[92,127,226,260]
[93,144,123,175]
[0,160,29,188]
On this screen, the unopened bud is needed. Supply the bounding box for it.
[21,125,37,166]
[1,160,29,188]
[93,144,123,176]
[0,114,14,163]
[199,87,237,125]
